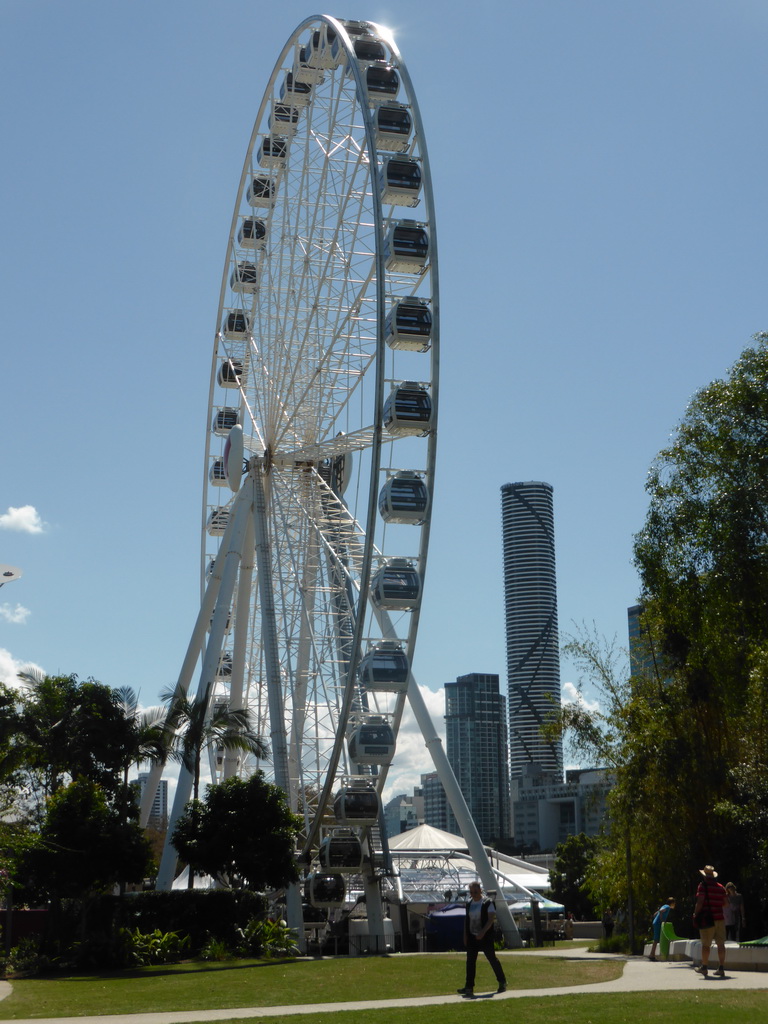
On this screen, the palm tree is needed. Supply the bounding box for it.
[115,686,173,788]
[159,683,269,803]
[160,683,269,888]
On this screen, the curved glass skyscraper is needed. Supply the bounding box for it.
[501,481,563,778]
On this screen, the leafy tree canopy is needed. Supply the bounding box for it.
[172,772,301,891]
[19,777,153,901]
[551,336,768,932]
[18,674,137,798]
[0,683,29,812]
[634,332,768,703]
[549,832,597,920]
[632,334,768,898]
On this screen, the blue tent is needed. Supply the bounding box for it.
[425,903,465,951]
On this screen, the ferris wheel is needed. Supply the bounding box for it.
[145,15,521,950]
[150,16,437,912]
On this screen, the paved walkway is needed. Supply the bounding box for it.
[4,947,768,1022]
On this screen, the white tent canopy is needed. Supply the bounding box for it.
[388,823,472,853]
[387,824,552,900]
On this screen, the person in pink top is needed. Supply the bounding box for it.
[694,864,728,978]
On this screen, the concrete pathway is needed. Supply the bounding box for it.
[4,949,768,1023]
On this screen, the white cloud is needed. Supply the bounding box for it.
[0,603,30,625]
[0,648,46,687]
[562,680,601,713]
[0,505,46,534]
[383,684,446,801]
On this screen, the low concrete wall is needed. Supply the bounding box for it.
[643,937,768,972]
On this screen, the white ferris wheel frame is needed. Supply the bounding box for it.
[142,14,520,949]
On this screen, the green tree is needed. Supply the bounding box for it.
[171,772,301,890]
[17,673,136,799]
[0,683,29,817]
[20,777,153,901]
[632,332,768,916]
[551,334,768,938]
[551,630,664,942]
[634,332,768,707]
[549,832,597,920]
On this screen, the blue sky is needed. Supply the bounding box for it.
[2,0,767,798]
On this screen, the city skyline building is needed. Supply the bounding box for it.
[501,481,563,779]
[444,672,510,843]
[137,772,169,828]
[383,786,424,837]
[422,770,449,832]
[510,764,611,850]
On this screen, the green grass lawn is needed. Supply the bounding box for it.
[1,954,766,1024]
[193,992,768,1024]
[0,954,618,1018]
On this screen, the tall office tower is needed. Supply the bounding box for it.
[444,673,510,843]
[422,771,449,831]
[501,481,563,778]
[137,772,169,827]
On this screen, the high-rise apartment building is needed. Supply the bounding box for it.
[501,481,563,778]
[444,673,510,843]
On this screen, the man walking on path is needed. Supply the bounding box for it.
[456,882,507,997]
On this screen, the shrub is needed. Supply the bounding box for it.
[198,936,234,961]
[235,917,300,958]
[63,926,190,970]
[115,889,267,951]
[119,927,191,966]
[54,888,269,957]
[0,936,53,977]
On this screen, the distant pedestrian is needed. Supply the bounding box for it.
[456,882,507,998]
[724,882,746,941]
[602,908,614,939]
[648,897,676,961]
[694,865,728,978]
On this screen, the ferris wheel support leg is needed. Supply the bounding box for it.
[155,483,254,890]
[287,528,321,811]
[250,465,304,945]
[139,501,244,827]
[361,874,387,953]
[405,675,521,947]
[223,511,255,780]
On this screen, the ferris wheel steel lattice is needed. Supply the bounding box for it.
[145,15,520,949]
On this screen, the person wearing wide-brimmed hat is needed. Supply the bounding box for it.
[693,865,728,978]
